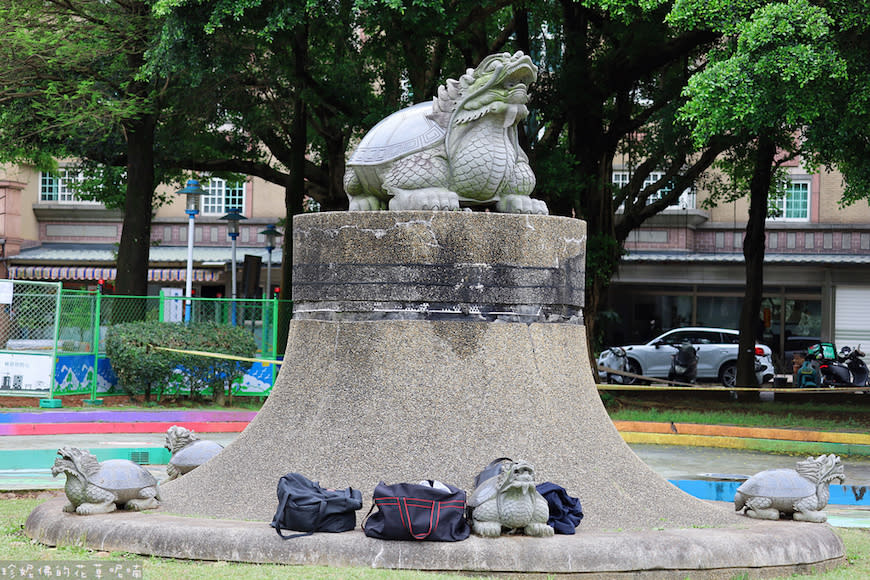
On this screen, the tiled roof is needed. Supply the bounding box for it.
[9,244,284,265]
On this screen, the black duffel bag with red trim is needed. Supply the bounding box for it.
[362,480,471,542]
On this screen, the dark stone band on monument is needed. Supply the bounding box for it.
[292,211,586,323]
[291,300,583,323]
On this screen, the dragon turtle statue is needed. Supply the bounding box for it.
[344,51,547,215]
[468,459,553,537]
[51,446,160,515]
[734,454,845,523]
[164,425,224,481]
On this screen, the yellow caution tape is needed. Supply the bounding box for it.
[150,345,283,367]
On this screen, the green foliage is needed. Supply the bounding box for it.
[586,233,626,287]
[105,322,186,403]
[106,321,257,405]
[179,322,257,405]
[676,0,847,146]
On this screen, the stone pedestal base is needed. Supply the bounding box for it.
[26,212,845,575]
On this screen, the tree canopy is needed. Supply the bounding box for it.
[4,0,870,366]
[672,0,848,385]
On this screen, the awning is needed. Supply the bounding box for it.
[8,266,221,283]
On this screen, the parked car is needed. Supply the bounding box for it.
[600,327,775,388]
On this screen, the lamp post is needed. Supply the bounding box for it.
[260,225,282,299]
[219,208,247,300]
[176,179,205,323]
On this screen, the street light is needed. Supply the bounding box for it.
[260,224,282,299]
[176,179,205,323]
[219,208,247,300]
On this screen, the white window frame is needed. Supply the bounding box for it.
[39,169,101,205]
[201,178,246,216]
[770,179,810,221]
[612,170,696,209]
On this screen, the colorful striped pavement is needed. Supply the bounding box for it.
[0,410,256,435]
[614,420,870,457]
[1,410,867,457]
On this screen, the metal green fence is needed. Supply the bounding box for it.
[0,280,63,397]
[1,285,291,402]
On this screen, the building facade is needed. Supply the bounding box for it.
[0,163,286,298]
[608,161,870,372]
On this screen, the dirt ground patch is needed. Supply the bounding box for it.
[0,394,98,409]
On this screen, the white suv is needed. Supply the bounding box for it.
[603,327,775,387]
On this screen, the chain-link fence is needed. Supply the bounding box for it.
[0,284,290,400]
[0,280,62,396]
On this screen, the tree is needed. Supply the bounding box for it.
[0,1,183,297]
[152,0,385,349]
[672,0,846,385]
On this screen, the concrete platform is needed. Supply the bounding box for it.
[26,498,845,578]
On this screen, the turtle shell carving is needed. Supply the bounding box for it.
[733,454,845,523]
[164,425,224,481]
[348,102,446,166]
[51,446,160,515]
[344,51,547,214]
[736,469,815,499]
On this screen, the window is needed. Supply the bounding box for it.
[39,170,100,204]
[201,178,245,215]
[772,181,810,220]
[662,330,716,345]
[612,171,695,209]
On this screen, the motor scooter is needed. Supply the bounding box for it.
[817,345,869,388]
[668,340,699,384]
[597,346,628,384]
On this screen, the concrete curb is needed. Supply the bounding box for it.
[26,497,846,578]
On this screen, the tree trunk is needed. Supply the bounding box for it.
[737,136,776,387]
[115,114,156,312]
[277,23,309,356]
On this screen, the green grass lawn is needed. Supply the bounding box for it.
[2,497,868,579]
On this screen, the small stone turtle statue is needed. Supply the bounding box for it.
[164,425,224,481]
[734,454,845,523]
[51,446,160,515]
[468,459,553,537]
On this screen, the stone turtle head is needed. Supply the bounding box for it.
[51,446,100,480]
[497,460,538,494]
[797,454,845,485]
[165,425,199,454]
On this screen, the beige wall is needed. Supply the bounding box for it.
[2,162,287,234]
[0,163,42,243]
[701,165,870,225]
[154,176,286,220]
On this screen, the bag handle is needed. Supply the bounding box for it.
[400,498,436,540]
[362,496,439,540]
[360,501,378,533]
[274,496,327,540]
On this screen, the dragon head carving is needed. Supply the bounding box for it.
[432,51,538,131]
[51,446,101,480]
[165,425,200,454]
[796,454,845,485]
[497,459,539,495]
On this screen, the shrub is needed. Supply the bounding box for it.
[105,321,184,402]
[106,321,257,405]
[180,322,257,406]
